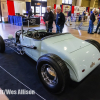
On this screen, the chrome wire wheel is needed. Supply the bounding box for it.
[41,64,58,87]
[37,54,69,94]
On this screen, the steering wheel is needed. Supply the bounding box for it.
[32,30,40,39]
[27,29,41,39]
[26,29,37,38]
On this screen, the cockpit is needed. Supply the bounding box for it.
[23,29,57,40]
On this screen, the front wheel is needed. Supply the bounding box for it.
[0,36,5,53]
[37,54,69,94]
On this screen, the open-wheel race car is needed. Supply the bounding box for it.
[0,27,100,94]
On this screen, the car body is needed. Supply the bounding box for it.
[16,29,100,82]
[0,29,100,93]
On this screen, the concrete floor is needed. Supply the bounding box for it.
[0,22,100,100]
[0,22,100,43]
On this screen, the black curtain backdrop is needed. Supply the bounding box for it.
[31,0,47,16]
[31,1,47,7]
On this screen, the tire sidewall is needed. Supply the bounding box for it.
[0,36,5,53]
[37,56,65,93]
[85,39,100,52]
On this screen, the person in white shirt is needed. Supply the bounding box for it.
[65,10,72,26]
[85,10,89,21]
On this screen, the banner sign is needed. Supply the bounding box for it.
[63,5,71,16]
[74,6,86,14]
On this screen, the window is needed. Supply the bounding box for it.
[32,0,47,1]
[36,7,40,13]
[62,0,72,4]
[65,0,68,4]
[69,0,72,4]
[42,7,46,13]
[31,6,34,13]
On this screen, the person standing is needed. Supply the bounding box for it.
[43,6,54,32]
[90,9,93,15]
[56,7,65,33]
[85,10,89,21]
[65,10,72,26]
[94,11,100,34]
[53,10,56,24]
[28,9,33,18]
[82,10,86,21]
[88,8,97,34]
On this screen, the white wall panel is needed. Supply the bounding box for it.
[14,1,26,15]
[14,0,31,2]
[1,1,8,17]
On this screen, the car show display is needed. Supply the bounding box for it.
[8,15,40,26]
[0,27,100,94]
[63,5,71,16]
[23,17,40,26]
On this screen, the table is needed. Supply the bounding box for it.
[8,15,22,26]
[8,15,40,26]
[23,17,40,26]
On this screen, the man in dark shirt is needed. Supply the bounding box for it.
[83,10,86,21]
[90,9,93,15]
[43,6,54,32]
[94,11,100,34]
[28,9,32,18]
[56,7,65,33]
[88,8,97,34]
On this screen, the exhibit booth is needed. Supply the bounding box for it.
[7,0,40,26]
[54,3,100,22]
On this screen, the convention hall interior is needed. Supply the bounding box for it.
[0,0,100,100]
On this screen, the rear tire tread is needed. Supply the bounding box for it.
[85,39,100,52]
[38,53,69,94]
[0,36,5,53]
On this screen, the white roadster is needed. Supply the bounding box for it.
[0,28,100,94]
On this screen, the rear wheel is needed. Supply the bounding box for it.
[37,54,69,94]
[0,36,5,53]
[85,39,100,52]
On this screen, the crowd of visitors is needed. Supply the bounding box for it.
[43,6,65,33]
[88,8,99,34]
[43,6,100,34]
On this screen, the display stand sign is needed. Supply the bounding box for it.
[63,5,71,16]
[74,6,86,14]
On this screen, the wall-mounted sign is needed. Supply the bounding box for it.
[74,6,86,14]
[63,5,71,16]
[36,3,41,5]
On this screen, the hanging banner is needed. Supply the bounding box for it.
[14,1,26,15]
[74,6,86,14]
[63,5,71,16]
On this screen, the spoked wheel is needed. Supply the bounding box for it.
[41,64,58,87]
[0,36,5,53]
[37,54,69,94]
